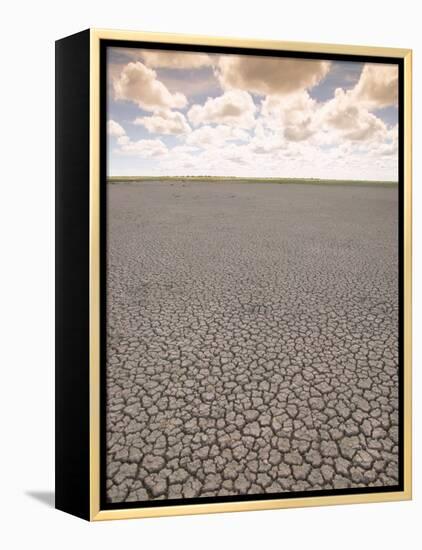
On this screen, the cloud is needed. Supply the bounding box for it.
[134,110,191,135]
[261,92,317,142]
[247,121,287,153]
[259,74,393,147]
[117,137,168,157]
[171,145,200,154]
[159,72,221,99]
[188,90,256,129]
[283,122,314,142]
[322,88,387,142]
[141,50,214,69]
[110,47,214,69]
[311,63,397,145]
[353,64,398,108]
[369,124,398,157]
[136,133,397,180]
[107,120,126,137]
[113,62,187,111]
[216,55,330,96]
[306,63,397,145]
[186,125,249,147]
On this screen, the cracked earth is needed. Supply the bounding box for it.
[106,181,399,503]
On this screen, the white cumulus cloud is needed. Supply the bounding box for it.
[141,50,214,69]
[321,88,388,142]
[113,62,187,112]
[117,138,168,157]
[216,55,330,96]
[107,120,126,137]
[188,90,256,129]
[261,91,318,142]
[134,110,191,135]
[353,63,398,109]
[186,125,249,148]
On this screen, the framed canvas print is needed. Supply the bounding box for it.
[55,29,412,521]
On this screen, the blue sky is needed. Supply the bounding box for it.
[107,48,399,180]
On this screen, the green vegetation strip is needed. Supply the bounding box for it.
[107,176,398,187]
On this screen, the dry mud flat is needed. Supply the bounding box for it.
[106,181,399,503]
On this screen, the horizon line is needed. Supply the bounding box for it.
[107,175,398,184]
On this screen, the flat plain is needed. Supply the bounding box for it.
[105,180,399,503]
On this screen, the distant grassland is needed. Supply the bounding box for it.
[108,176,398,187]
